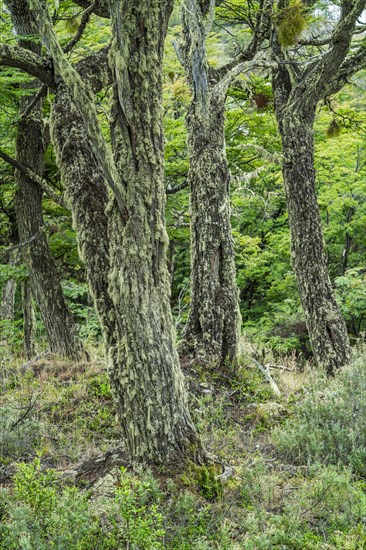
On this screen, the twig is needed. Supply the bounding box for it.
[10,391,43,430]
[0,230,42,258]
[267,364,294,372]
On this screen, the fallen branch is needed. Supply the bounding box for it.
[252,358,281,396]
[267,364,294,372]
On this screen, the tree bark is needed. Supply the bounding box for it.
[22,279,36,359]
[180,0,241,366]
[1,249,18,323]
[51,85,116,352]
[27,0,203,465]
[183,95,241,364]
[269,0,366,374]
[279,109,351,374]
[106,0,203,464]
[7,0,85,360]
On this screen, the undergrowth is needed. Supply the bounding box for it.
[1,351,366,548]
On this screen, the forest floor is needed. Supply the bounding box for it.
[1,344,366,549]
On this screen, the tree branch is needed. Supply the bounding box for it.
[28,0,126,215]
[0,148,67,208]
[0,43,53,87]
[166,180,189,194]
[63,1,97,54]
[211,0,272,83]
[304,0,366,101]
[70,0,110,18]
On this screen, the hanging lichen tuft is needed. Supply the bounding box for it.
[277,1,307,47]
[326,119,342,138]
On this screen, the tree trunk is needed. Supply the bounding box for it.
[182,95,241,364]
[7,0,85,361]
[22,279,36,359]
[106,0,203,465]
[27,0,202,465]
[280,111,351,374]
[1,279,17,322]
[1,249,18,323]
[51,85,116,351]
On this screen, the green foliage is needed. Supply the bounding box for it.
[61,280,101,341]
[335,268,366,336]
[0,457,101,550]
[110,467,166,548]
[237,459,366,549]
[273,357,366,476]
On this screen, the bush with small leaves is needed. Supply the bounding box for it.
[273,357,366,475]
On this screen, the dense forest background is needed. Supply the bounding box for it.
[2,2,365,360]
[1,0,366,548]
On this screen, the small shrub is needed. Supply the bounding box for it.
[0,405,41,461]
[0,458,101,549]
[237,460,366,549]
[273,357,366,475]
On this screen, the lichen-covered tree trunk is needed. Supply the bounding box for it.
[14,111,84,359]
[107,0,202,464]
[28,0,202,465]
[183,96,241,364]
[1,279,17,322]
[280,111,351,373]
[51,85,116,351]
[22,279,36,359]
[1,249,18,323]
[7,0,85,360]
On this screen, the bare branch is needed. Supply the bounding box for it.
[19,84,48,119]
[63,1,96,54]
[70,0,110,18]
[166,180,189,194]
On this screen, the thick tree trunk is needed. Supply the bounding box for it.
[22,279,36,359]
[106,0,202,465]
[51,85,116,351]
[7,0,85,360]
[280,112,351,373]
[28,0,202,465]
[183,96,241,364]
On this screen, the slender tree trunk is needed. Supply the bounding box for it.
[183,95,241,364]
[22,279,36,359]
[7,0,85,360]
[180,0,241,366]
[1,249,18,323]
[1,279,17,322]
[106,0,203,464]
[280,111,351,373]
